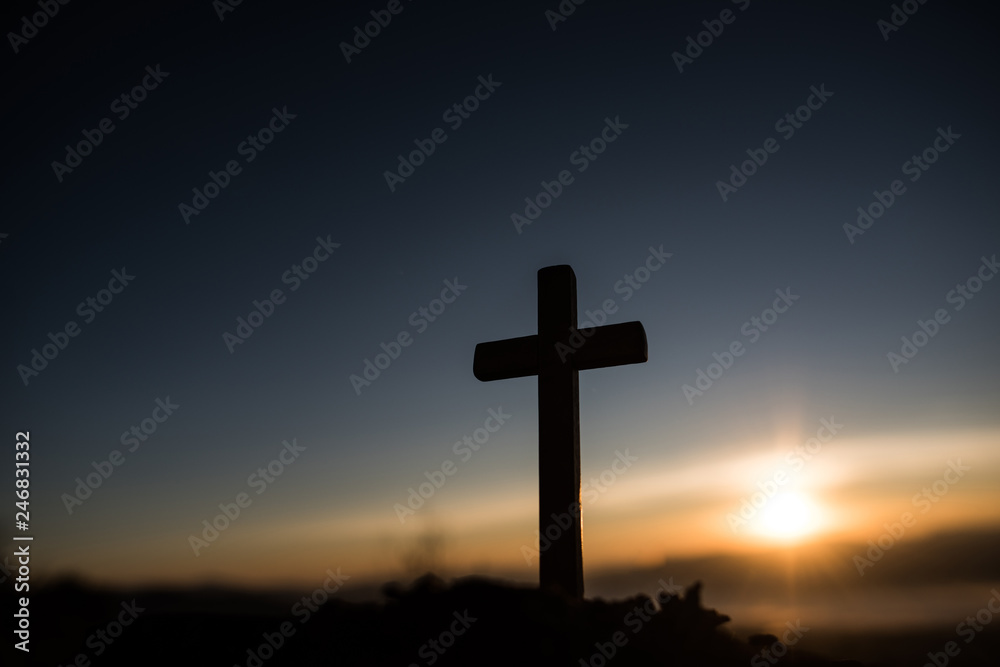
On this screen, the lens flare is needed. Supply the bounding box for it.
[753,491,820,541]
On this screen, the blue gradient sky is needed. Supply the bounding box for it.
[2,0,998,630]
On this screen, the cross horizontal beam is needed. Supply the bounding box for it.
[472,321,647,382]
[573,321,648,371]
[473,335,537,381]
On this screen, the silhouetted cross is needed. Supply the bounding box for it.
[473,265,647,598]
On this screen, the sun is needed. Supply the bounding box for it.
[752,491,822,542]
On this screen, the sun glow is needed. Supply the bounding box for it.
[752,492,822,542]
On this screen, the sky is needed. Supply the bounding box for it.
[2,0,999,635]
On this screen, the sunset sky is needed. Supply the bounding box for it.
[2,0,998,636]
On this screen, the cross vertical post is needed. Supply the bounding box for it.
[537,266,583,598]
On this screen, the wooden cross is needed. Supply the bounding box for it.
[473,265,647,598]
